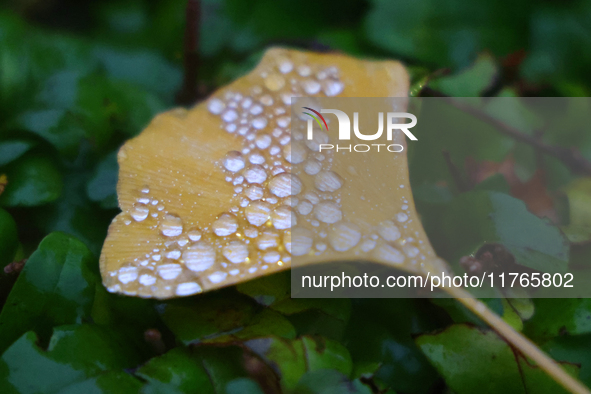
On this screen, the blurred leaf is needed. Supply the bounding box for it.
[0,154,63,207]
[0,232,97,353]
[562,178,591,244]
[429,53,497,96]
[226,378,265,394]
[294,370,372,394]
[158,292,295,345]
[437,191,569,273]
[87,151,119,209]
[416,324,579,394]
[245,336,352,392]
[0,208,18,267]
[544,335,591,388]
[525,299,591,340]
[136,347,215,394]
[0,140,37,167]
[0,325,143,393]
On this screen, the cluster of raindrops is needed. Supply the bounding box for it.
[106,51,429,298]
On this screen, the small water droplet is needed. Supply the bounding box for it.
[223,151,246,172]
[160,214,183,237]
[315,171,344,192]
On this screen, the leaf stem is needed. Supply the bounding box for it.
[445,286,590,394]
[176,0,201,105]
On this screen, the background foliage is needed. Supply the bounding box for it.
[1,0,591,393]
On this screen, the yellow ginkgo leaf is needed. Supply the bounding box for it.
[99,47,588,394]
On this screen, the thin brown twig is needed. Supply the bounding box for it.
[176,0,201,105]
[421,87,591,176]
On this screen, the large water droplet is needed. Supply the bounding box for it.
[291,227,314,256]
[244,165,268,184]
[315,171,344,192]
[176,282,202,296]
[212,213,238,236]
[328,221,361,251]
[313,201,342,224]
[245,201,272,226]
[377,220,401,242]
[257,231,280,250]
[264,73,286,91]
[271,206,295,229]
[160,214,183,237]
[183,241,216,272]
[118,266,138,284]
[131,204,149,222]
[283,142,307,164]
[157,263,182,280]
[223,151,246,172]
[269,173,302,197]
[223,241,249,264]
[373,243,405,264]
[208,98,225,114]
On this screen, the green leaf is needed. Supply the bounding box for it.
[226,378,265,394]
[294,370,372,394]
[562,178,591,244]
[136,347,215,394]
[0,232,97,353]
[416,324,579,394]
[439,191,569,273]
[245,336,352,392]
[0,208,18,267]
[158,292,295,345]
[0,325,143,393]
[525,299,591,340]
[428,53,497,96]
[17,109,85,156]
[0,155,63,207]
[86,151,119,209]
[0,140,37,167]
[544,335,591,388]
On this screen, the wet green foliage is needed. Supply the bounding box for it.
[1,0,591,393]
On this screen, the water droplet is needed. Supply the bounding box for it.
[250,105,263,115]
[131,204,149,222]
[297,200,313,215]
[212,213,238,236]
[139,273,156,286]
[222,109,238,122]
[360,239,376,252]
[166,249,182,260]
[118,266,138,284]
[252,117,268,130]
[304,160,322,175]
[208,98,225,114]
[269,173,302,197]
[223,151,246,172]
[263,251,281,263]
[244,227,258,238]
[305,131,329,151]
[303,79,321,95]
[323,80,344,96]
[397,212,409,223]
[404,245,420,258]
[264,74,285,91]
[187,229,202,242]
[377,220,401,242]
[257,231,279,250]
[183,241,216,272]
[223,241,249,264]
[278,60,293,74]
[157,263,182,280]
[160,214,183,237]
[255,134,272,149]
[373,243,405,264]
[244,165,268,184]
[291,227,314,256]
[245,185,264,200]
[271,206,295,229]
[313,201,342,224]
[245,201,271,226]
[298,65,311,77]
[328,221,361,251]
[176,282,202,296]
[283,142,307,164]
[208,271,227,284]
[315,171,344,192]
